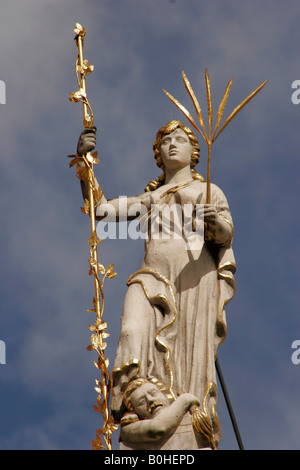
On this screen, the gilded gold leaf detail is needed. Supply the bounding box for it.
[106,264,117,279]
[80,198,90,215]
[76,59,94,76]
[164,70,267,204]
[88,231,98,247]
[69,24,117,450]
[76,165,89,181]
[69,88,86,103]
[69,156,82,168]
[83,115,92,127]
[98,321,108,331]
[74,23,86,37]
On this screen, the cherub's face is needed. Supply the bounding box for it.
[130,383,170,420]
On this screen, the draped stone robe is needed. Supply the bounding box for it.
[111,180,236,447]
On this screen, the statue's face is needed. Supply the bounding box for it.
[160,128,193,171]
[130,382,170,420]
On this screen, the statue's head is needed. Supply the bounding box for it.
[144,120,203,192]
[123,377,174,420]
[153,120,200,171]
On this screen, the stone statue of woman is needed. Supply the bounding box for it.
[77,119,236,449]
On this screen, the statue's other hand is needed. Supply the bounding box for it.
[177,392,200,411]
[202,204,218,225]
[77,126,97,156]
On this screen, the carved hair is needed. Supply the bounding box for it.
[123,377,174,412]
[145,120,204,192]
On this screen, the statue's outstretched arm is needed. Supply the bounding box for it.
[76,127,152,221]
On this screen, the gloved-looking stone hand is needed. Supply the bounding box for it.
[77,126,97,156]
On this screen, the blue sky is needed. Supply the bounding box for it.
[0,0,299,450]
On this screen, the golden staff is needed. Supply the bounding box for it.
[68,23,118,450]
[163,70,267,203]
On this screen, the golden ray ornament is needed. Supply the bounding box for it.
[163,70,267,203]
[68,23,118,450]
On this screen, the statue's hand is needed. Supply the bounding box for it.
[202,204,218,226]
[177,392,200,411]
[77,126,97,156]
[200,204,232,245]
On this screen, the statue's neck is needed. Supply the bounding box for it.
[164,167,193,186]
